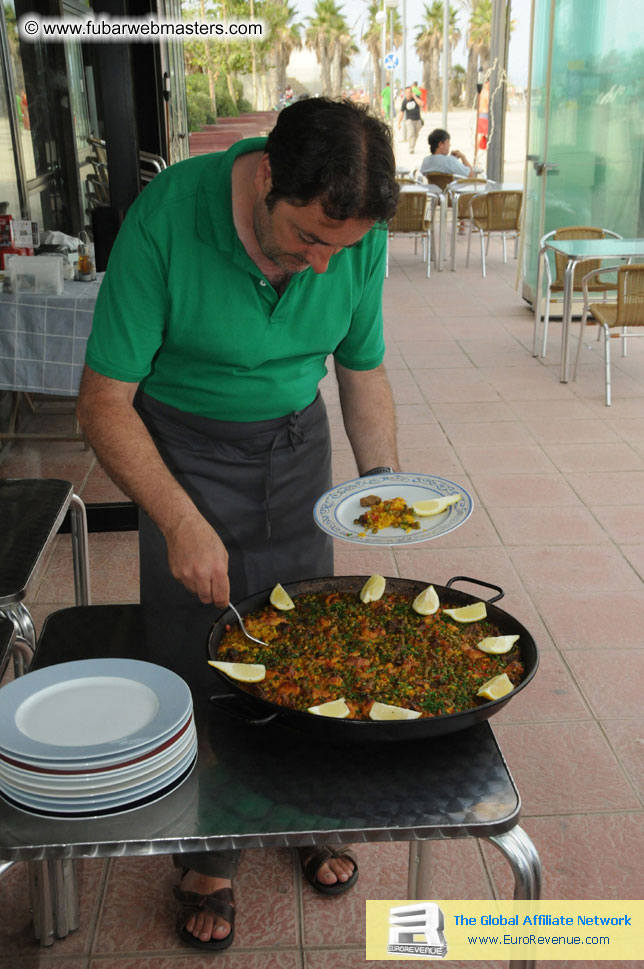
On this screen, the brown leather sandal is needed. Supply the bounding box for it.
[173,873,235,951]
[299,844,359,896]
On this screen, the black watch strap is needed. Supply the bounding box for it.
[362,466,394,476]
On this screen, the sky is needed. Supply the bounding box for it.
[292,0,532,89]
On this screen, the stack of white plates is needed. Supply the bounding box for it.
[0,658,197,818]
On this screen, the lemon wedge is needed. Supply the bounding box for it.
[307,698,350,718]
[477,634,519,654]
[442,602,487,623]
[412,585,440,616]
[477,673,514,701]
[412,494,462,517]
[369,701,422,721]
[269,583,295,610]
[359,573,386,603]
[208,660,266,683]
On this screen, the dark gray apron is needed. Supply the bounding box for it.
[135,388,334,644]
[134,390,334,879]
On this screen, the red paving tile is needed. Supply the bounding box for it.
[441,420,535,446]
[453,444,557,475]
[590,504,644,544]
[508,545,641,592]
[483,813,644,900]
[90,954,299,969]
[0,859,105,956]
[565,650,644,719]
[486,505,610,546]
[542,441,644,473]
[524,418,620,444]
[469,472,581,507]
[494,721,640,815]
[601,719,644,804]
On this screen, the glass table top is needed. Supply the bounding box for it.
[545,238,644,258]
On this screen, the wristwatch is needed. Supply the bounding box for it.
[362,466,394,476]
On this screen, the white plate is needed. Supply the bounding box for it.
[0,739,198,811]
[0,710,194,772]
[0,659,192,762]
[313,473,474,546]
[0,722,197,796]
[1,755,197,820]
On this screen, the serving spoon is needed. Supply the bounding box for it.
[227,601,269,648]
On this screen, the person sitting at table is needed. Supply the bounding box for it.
[77,98,400,952]
[420,128,475,178]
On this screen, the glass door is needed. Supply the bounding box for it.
[522,0,644,305]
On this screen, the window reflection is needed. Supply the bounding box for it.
[0,59,21,216]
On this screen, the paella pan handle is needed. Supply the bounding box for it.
[209,693,280,727]
[445,575,504,603]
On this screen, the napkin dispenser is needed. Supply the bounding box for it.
[7,254,64,295]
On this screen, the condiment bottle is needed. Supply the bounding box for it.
[77,242,95,281]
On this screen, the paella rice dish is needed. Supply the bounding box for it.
[216,590,525,719]
[354,495,420,534]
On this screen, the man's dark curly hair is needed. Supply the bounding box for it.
[265,98,399,223]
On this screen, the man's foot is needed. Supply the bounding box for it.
[300,845,359,895]
[174,869,235,947]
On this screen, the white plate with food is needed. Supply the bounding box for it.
[313,472,474,546]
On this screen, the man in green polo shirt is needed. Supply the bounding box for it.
[77,98,400,951]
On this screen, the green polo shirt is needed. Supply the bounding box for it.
[86,138,387,421]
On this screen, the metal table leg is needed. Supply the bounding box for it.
[438,196,447,271]
[70,494,91,606]
[560,258,580,382]
[532,247,545,356]
[489,825,542,969]
[29,861,56,946]
[28,858,79,945]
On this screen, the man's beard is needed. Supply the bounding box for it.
[252,201,308,274]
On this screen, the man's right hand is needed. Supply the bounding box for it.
[164,512,230,607]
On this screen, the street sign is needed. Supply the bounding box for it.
[384,52,399,70]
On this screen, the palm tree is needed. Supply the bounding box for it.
[306,0,355,96]
[361,1,403,108]
[415,1,459,111]
[262,1,302,109]
[463,0,492,105]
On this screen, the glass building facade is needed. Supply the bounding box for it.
[0,0,188,238]
[522,0,644,303]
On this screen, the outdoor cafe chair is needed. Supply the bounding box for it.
[465,190,523,278]
[572,263,644,405]
[385,190,436,279]
[536,225,622,358]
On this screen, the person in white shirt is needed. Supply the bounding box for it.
[420,128,474,177]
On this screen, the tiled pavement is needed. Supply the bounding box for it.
[1,226,644,969]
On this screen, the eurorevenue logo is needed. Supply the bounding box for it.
[387,902,448,958]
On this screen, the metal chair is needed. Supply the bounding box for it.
[421,172,456,193]
[466,190,523,278]
[572,263,644,405]
[536,225,622,358]
[386,190,436,279]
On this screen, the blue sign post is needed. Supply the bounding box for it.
[384,52,399,71]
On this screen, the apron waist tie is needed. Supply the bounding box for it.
[265,411,307,538]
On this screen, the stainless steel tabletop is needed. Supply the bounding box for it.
[0,604,521,861]
[0,478,74,607]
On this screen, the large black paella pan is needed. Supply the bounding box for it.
[208,575,539,742]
